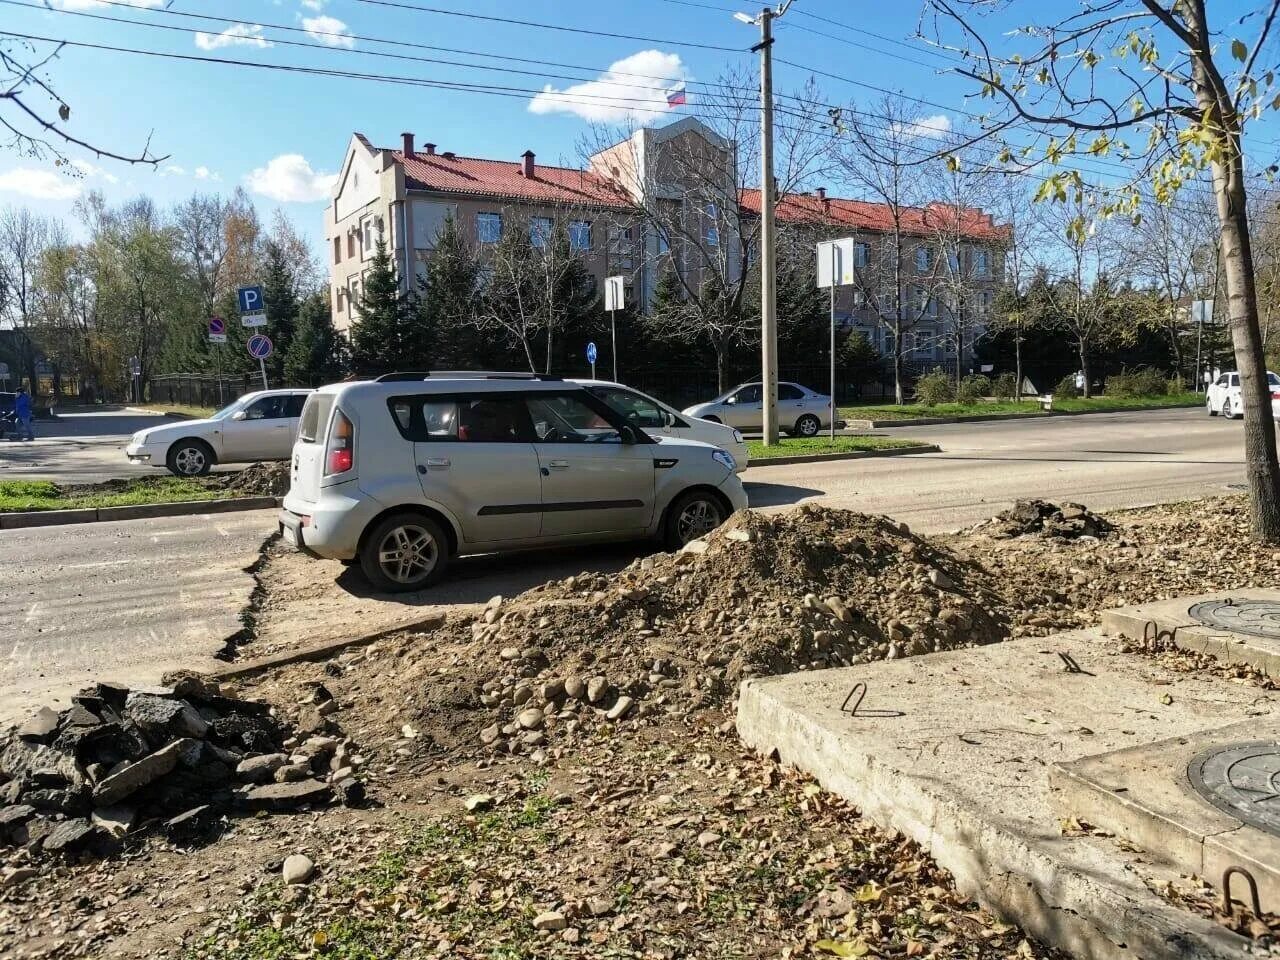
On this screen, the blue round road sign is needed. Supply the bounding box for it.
[586,341,598,364]
[247,334,273,359]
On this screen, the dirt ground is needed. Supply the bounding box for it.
[3,496,1279,959]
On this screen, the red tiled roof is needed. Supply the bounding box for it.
[391,149,633,210]
[739,189,1009,242]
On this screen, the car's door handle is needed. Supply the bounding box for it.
[549,460,570,469]
[425,457,450,467]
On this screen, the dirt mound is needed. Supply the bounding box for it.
[219,461,289,497]
[978,499,1113,540]
[349,505,1016,762]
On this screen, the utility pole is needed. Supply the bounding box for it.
[737,1,794,446]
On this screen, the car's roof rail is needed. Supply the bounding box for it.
[427,370,563,382]
[372,371,433,382]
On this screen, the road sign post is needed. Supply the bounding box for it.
[816,238,857,440]
[586,341,598,379]
[604,276,625,382]
[247,334,273,390]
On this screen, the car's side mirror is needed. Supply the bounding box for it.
[724,396,736,405]
[231,410,247,421]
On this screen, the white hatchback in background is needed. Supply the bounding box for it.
[682,381,836,437]
[125,389,313,476]
[571,379,749,472]
[279,374,748,593]
[1206,370,1280,419]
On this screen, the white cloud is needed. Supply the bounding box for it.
[71,159,118,184]
[300,0,327,10]
[161,164,186,177]
[193,166,221,181]
[301,14,355,48]
[47,0,162,9]
[0,168,82,200]
[194,24,273,50]
[892,114,952,139]
[245,154,336,202]
[529,50,688,122]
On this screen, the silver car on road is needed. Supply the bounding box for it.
[682,381,834,437]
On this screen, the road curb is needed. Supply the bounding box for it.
[843,402,1201,430]
[0,496,281,529]
[746,444,940,467]
[201,612,449,682]
[123,406,198,420]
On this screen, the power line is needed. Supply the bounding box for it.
[352,0,747,53]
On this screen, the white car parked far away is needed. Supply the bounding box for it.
[1206,370,1280,420]
[682,381,836,437]
[126,388,313,476]
[572,379,749,471]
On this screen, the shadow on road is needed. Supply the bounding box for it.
[744,481,823,507]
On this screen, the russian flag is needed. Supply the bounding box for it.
[666,82,687,108]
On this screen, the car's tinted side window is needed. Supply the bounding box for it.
[594,388,667,428]
[735,385,762,403]
[284,395,308,418]
[778,384,804,401]
[245,397,286,420]
[527,395,620,443]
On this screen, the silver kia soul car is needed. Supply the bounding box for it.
[279,374,748,592]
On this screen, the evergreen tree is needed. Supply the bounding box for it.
[262,240,299,382]
[349,238,419,375]
[285,292,347,385]
[421,215,483,368]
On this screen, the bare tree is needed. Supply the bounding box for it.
[984,177,1044,398]
[832,95,948,403]
[922,0,1280,539]
[0,205,52,389]
[172,194,236,320]
[582,69,829,391]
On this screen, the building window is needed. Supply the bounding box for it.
[347,232,355,259]
[855,242,870,268]
[655,227,670,255]
[360,216,377,255]
[333,236,341,264]
[476,212,502,244]
[948,251,960,274]
[705,202,719,247]
[569,220,592,251]
[914,247,931,273]
[530,216,553,249]
[335,288,344,313]
[349,279,361,305]
[974,249,990,276]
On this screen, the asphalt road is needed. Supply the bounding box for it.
[0,407,1256,724]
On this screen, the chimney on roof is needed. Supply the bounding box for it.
[521,150,536,178]
[442,151,456,159]
[815,186,830,214]
[423,142,436,156]
[401,132,415,160]
[815,187,826,200]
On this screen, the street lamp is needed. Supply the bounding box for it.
[734,2,795,446]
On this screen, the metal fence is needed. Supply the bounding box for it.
[147,374,267,409]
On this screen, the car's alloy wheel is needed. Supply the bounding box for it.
[171,444,208,476]
[675,496,724,545]
[1207,397,1217,417]
[375,522,439,586]
[796,414,821,437]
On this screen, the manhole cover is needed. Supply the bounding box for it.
[1188,741,1280,836]
[1188,599,1280,640]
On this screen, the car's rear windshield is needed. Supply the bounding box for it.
[298,394,334,443]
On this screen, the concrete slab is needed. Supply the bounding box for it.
[736,631,1277,960]
[1101,589,1280,677]
[1051,722,1280,909]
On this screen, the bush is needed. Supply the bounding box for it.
[914,367,954,407]
[1105,367,1168,398]
[992,372,1018,401]
[1053,374,1080,399]
[956,374,991,406]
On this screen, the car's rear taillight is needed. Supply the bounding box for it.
[325,410,354,476]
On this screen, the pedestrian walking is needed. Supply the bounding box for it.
[14,386,34,441]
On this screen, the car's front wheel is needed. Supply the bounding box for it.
[1225,396,1239,419]
[1207,396,1217,417]
[664,489,728,550]
[360,513,449,593]
[166,440,213,477]
[795,413,821,437]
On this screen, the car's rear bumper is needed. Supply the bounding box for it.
[280,483,378,560]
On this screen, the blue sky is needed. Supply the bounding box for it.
[1,0,1277,254]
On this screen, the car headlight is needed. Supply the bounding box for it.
[731,429,744,443]
[712,449,736,472]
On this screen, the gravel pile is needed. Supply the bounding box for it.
[0,676,363,865]
[974,498,1114,540]
[218,461,289,497]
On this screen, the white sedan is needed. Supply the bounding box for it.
[126,389,312,476]
[1206,370,1280,420]
[573,379,749,471]
[682,381,836,437]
